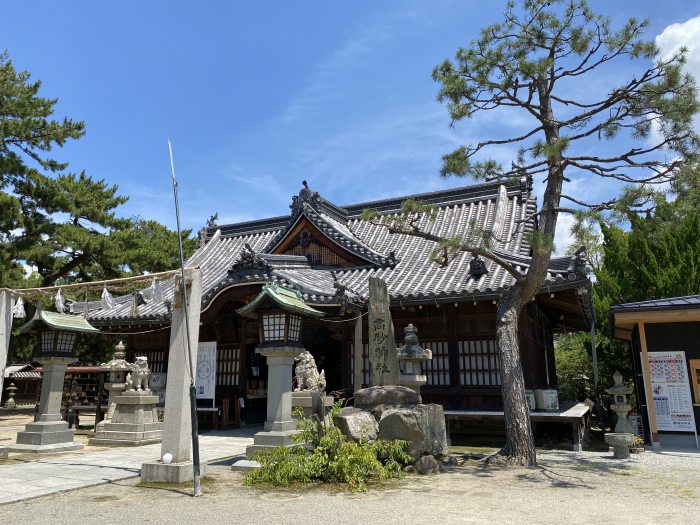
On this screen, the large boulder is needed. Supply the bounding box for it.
[335,407,379,443]
[378,404,448,459]
[354,385,420,410]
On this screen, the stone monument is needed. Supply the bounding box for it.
[397,324,432,401]
[89,355,163,446]
[368,277,399,386]
[292,349,334,421]
[603,371,636,459]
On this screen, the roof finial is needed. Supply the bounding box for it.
[302,180,309,188]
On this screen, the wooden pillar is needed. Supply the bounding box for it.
[353,317,363,390]
[448,306,460,390]
[638,322,660,448]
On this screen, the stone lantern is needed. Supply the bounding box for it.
[12,308,99,453]
[603,371,636,459]
[97,341,131,428]
[397,324,432,401]
[236,283,324,458]
[4,383,18,409]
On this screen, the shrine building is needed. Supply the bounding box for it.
[75,178,593,422]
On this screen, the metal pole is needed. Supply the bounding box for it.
[168,140,202,497]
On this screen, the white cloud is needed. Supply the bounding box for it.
[654,15,700,140]
[553,213,575,256]
[280,23,392,124]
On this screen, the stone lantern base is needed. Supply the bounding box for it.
[10,357,83,454]
[89,391,162,446]
[11,417,84,454]
[244,347,302,459]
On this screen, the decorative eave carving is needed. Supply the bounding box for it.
[264,181,398,269]
[569,246,590,276]
[228,243,273,280]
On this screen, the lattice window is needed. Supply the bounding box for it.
[422,340,450,386]
[217,344,241,386]
[458,339,501,386]
[286,239,354,267]
[349,342,370,388]
[41,332,53,353]
[127,350,166,373]
[263,314,285,341]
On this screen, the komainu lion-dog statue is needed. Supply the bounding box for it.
[294,350,326,392]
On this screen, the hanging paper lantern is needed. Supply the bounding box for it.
[101,285,115,309]
[55,289,66,313]
[12,296,26,319]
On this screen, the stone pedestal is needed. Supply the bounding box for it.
[292,390,334,420]
[97,382,128,430]
[90,391,162,446]
[245,347,301,458]
[604,432,635,460]
[11,357,83,454]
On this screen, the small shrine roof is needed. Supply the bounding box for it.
[20,310,100,334]
[236,283,325,319]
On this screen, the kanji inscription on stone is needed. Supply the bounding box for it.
[368,277,399,386]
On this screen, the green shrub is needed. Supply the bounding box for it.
[244,404,412,492]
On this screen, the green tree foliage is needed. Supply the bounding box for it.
[0,51,196,290]
[245,406,413,492]
[556,180,700,402]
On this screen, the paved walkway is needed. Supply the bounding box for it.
[0,428,255,505]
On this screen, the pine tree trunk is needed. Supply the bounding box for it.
[493,286,537,465]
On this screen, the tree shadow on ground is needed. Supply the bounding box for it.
[441,451,640,489]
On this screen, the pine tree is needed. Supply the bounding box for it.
[0,51,195,287]
[364,0,699,465]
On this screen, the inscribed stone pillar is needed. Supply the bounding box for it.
[161,268,202,463]
[0,291,11,397]
[141,268,202,483]
[368,277,399,386]
[353,318,364,390]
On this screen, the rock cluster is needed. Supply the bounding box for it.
[335,385,448,459]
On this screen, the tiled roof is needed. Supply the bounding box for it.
[3,364,35,379]
[611,295,700,313]
[20,310,100,334]
[76,178,592,324]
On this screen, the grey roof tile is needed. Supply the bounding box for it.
[81,178,591,323]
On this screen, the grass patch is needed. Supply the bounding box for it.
[136,476,217,490]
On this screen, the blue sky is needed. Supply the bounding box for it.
[4,0,700,252]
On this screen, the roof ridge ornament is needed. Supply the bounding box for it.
[228,243,273,279]
[290,180,322,218]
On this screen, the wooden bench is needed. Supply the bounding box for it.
[196,407,220,430]
[444,402,590,451]
[70,405,107,428]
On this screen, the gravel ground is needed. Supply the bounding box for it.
[1,447,698,525]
